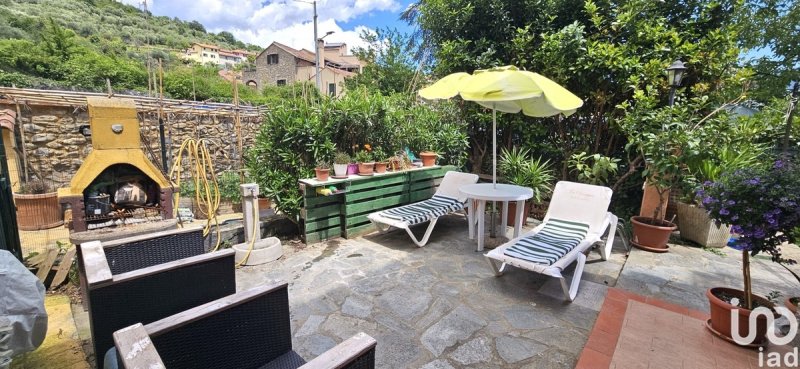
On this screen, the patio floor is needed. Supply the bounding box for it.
[17,212,800,368]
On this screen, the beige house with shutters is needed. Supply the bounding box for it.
[242,41,364,97]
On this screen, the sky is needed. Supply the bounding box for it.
[120,0,415,52]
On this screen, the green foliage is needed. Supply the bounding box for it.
[499,147,555,202]
[569,152,620,186]
[217,171,244,203]
[246,99,336,224]
[406,0,750,199]
[333,151,352,165]
[247,92,470,225]
[346,28,420,95]
[0,0,261,97]
[353,150,373,163]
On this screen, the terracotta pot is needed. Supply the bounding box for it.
[258,197,271,211]
[358,162,375,175]
[420,151,437,167]
[505,201,532,226]
[333,163,349,177]
[375,162,388,173]
[315,168,330,181]
[707,287,773,346]
[785,297,799,315]
[347,163,359,175]
[13,192,63,231]
[630,216,676,251]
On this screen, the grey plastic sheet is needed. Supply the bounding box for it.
[0,250,47,357]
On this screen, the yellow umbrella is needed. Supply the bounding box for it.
[419,65,583,187]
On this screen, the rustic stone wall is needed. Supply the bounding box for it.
[2,104,262,190]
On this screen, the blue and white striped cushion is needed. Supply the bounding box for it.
[503,218,590,266]
[380,194,465,225]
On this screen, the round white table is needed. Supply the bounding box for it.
[459,183,533,251]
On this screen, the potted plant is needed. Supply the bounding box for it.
[678,145,764,247]
[14,179,63,231]
[419,150,437,167]
[333,152,351,177]
[354,149,374,175]
[619,98,693,252]
[373,147,388,174]
[498,147,555,226]
[315,160,330,182]
[216,171,243,214]
[701,161,800,346]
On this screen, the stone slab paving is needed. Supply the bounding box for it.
[617,240,800,312]
[237,215,630,369]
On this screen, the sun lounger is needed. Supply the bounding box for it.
[485,181,617,301]
[367,171,479,246]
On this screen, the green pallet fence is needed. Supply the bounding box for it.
[299,165,455,243]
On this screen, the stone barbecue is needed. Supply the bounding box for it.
[58,97,174,238]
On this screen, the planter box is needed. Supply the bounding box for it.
[676,202,731,248]
[298,165,455,243]
[14,192,63,231]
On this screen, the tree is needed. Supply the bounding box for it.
[738,0,800,100]
[345,28,419,95]
[405,0,744,190]
[187,20,206,33]
[40,18,78,62]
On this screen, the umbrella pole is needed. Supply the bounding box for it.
[490,104,498,238]
[493,105,497,188]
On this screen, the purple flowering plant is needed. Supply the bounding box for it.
[700,161,800,309]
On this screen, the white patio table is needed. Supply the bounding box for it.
[459,183,533,251]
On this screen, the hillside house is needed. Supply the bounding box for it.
[183,43,254,68]
[242,41,364,97]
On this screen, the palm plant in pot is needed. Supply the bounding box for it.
[498,147,555,226]
[332,152,351,178]
[700,161,800,346]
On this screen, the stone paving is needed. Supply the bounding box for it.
[237,215,630,369]
[617,238,800,312]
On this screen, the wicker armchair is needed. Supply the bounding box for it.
[78,227,236,368]
[112,282,377,369]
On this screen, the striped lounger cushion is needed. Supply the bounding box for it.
[503,218,590,266]
[380,194,465,225]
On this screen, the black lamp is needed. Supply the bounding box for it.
[666,59,687,106]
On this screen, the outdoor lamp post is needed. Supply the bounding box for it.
[666,59,687,106]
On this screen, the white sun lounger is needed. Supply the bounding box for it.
[485,181,617,301]
[368,171,479,246]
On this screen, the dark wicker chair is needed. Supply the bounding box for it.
[78,227,236,369]
[112,282,377,369]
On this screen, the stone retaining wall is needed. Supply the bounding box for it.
[2,104,262,189]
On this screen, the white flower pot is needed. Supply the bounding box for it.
[333,163,348,177]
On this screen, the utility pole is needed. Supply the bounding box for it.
[313,1,320,92]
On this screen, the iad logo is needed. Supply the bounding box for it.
[731,306,799,367]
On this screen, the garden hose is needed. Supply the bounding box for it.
[235,198,259,267]
[169,138,223,252]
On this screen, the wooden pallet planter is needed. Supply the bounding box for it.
[25,247,77,290]
[299,165,455,243]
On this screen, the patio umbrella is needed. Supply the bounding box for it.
[418,65,583,188]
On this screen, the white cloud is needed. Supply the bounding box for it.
[144,0,400,51]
